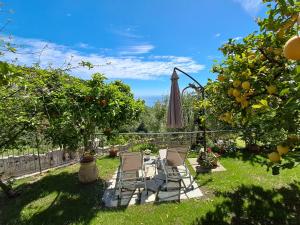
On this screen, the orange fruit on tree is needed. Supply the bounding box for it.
[277,145,289,155]
[266,85,277,95]
[218,75,225,82]
[223,112,232,123]
[248,55,256,60]
[266,47,274,54]
[260,54,266,61]
[232,89,241,97]
[233,80,241,88]
[287,135,300,142]
[235,97,242,102]
[241,100,249,109]
[268,152,281,162]
[283,36,300,60]
[227,88,234,96]
[101,99,107,106]
[242,81,250,90]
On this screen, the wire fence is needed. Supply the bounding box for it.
[95,130,239,155]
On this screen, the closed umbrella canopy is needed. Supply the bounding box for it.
[167,70,183,129]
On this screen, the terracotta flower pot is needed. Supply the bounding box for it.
[212,159,218,167]
[78,160,99,183]
[109,147,118,157]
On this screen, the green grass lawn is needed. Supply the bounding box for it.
[1,152,300,225]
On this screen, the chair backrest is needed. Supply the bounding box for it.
[166,147,189,167]
[120,152,143,172]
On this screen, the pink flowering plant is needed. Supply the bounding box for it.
[197,147,219,169]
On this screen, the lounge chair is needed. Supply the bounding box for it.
[160,147,193,191]
[116,152,147,199]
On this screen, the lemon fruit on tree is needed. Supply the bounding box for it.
[204,0,300,174]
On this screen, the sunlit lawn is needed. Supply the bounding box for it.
[1,152,300,225]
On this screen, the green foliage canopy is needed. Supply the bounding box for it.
[205,0,300,148]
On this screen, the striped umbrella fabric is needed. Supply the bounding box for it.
[167,70,183,129]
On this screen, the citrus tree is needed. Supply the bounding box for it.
[0,64,144,153]
[70,74,144,151]
[205,0,300,169]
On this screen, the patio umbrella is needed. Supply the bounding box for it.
[167,70,183,129]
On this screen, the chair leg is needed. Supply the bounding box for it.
[162,163,168,191]
[165,176,168,191]
[118,187,121,199]
[184,165,193,190]
[118,180,122,199]
[188,169,194,190]
[189,176,194,189]
[145,184,148,196]
[181,178,187,192]
[144,176,148,196]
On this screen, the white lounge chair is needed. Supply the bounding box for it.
[116,152,147,199]
[160,147,193,191]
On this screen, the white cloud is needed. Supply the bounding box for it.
[215,33,221,38]
[110,26,142,39]
[76,42,90,49]
[2,36,205,80]
[150,56,192,63]
[233,0,262,16]
[207,55,222,60]
[233,36,243,41]
[119,44,154,55]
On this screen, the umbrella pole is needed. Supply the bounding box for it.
[201,90,207,154]
[173,67,207,154]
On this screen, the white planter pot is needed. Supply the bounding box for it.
[78,160,99,183]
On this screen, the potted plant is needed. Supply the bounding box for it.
[144,149,151,161]
[106,133,119,157]
[109,146,118,157]
[78,138,99,183]
[197,148,219,171]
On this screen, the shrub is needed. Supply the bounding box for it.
[129,143,159,153]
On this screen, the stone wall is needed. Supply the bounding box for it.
[0,149,80,179]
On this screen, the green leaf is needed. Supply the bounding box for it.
[296,65,300,74]
[252,104,263,109]
[279,88,290,96]
[0,61,9,74]
[260,99,268,106]
[285,97,295,105]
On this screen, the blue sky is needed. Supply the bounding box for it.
[2,0,266,105]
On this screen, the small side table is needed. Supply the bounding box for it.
[143,156,157,179]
